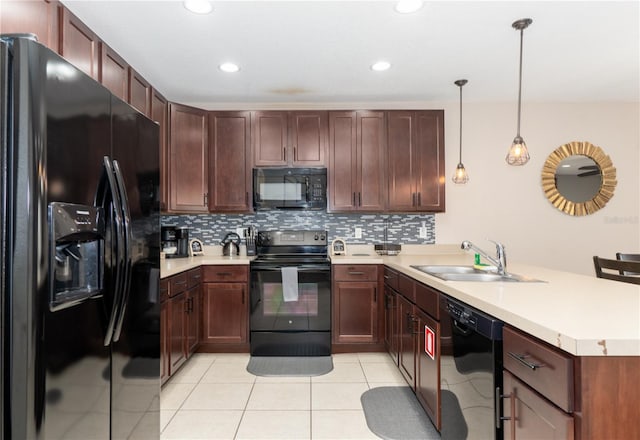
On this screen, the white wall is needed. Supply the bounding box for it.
[436,101,640,275]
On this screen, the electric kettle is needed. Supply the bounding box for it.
[220,232,241,256]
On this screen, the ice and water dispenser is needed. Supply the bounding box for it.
[49,202,105,311]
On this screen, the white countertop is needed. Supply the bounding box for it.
[161,244,640,357]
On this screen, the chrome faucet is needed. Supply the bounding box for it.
[461,240,507,275]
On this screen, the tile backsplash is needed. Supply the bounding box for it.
[162,211,435,245]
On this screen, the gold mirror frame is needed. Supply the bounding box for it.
[541,141,617,216]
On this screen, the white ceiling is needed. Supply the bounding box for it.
[62,1,640,109]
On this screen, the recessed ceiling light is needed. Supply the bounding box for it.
[219,62,240,73]
[371,61,391,72]
[395,0,424,14]
[183,0,213,15]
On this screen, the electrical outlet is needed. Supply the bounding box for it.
[355,227,362,239]
[419,227,427,238]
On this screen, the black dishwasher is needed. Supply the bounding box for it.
[439,295,504,440]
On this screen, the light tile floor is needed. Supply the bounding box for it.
[160,352,408,439]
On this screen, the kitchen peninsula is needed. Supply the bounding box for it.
[161,245,639,439]
[162,245,640,356]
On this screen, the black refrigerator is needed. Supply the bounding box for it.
[0,36,160,439]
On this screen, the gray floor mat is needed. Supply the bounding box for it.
[361,386,440,440]
[246,356,333,376]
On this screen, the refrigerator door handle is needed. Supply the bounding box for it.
[95,156,125,347]
[111,159,132,342]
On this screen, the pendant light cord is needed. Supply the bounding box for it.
[458,84,463,163]
[516,27,524,137]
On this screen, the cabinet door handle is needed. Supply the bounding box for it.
[507,352,546,370]
[293,146,297,161]
[373,287,377,302]
[412,192,416,206]
[353,192,356,207]
[499,387,516,440]
[358,192,362,206]
[242,287,245,304]
[283,146,286,160]
[245,192,249,205]
[204,193,208,206]
[417,192,421,206]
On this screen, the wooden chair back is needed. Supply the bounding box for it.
[616,253,640,275]
[593,256,640,285]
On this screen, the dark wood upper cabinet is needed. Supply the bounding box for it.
[1,0,59,52]
[99,42,128,101]
[329,111,386,212]
[209,112,252,212]
[252,111,327,167]
[387,110,445,212]
[289,111,327,166]
[59,6,100,80]
[128,68,151,117]
[168,103,208,213]
[151,89,169,212]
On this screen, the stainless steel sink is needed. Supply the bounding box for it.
[412,265,479,274]
[410,265,544,283]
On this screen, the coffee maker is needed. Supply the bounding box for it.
[175,226,190,258]
[161,226,178,258]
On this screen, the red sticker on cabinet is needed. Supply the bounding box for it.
[425,325,435,360]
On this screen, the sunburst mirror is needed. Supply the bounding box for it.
[541,141,617,216]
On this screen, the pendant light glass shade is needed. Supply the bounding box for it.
[453,163,469,184]
[506,18,532,166]
[452,79,469,184]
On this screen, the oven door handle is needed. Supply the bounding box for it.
[250,265,331,272]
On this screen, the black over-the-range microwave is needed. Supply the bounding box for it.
[253,168,327,210]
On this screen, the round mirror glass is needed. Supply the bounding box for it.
[541,141,617,216]
[555,155,602,203]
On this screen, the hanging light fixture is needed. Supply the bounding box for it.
[506,18,533,166]
[452,79,469,184]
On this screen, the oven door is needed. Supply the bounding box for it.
[250,263,331,331]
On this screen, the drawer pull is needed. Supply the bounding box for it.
[348,271,365,275]
[383,275,391,279]
[174,280,187,285]
[217,272,233,276]
[508,352,546,370]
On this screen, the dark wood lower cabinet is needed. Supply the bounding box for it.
[383,286,398,364]
[398,294,416,387]
[160,279,169,385]
[332,281,379,344]
[201,282,248,345]
[415,308,440,431]
[185,285,201,356]
[168,291,187,375]
[503,371,574,439]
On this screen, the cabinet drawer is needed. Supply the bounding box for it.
[398,273,415,303]
[383,267,399,290]
[333,265,378,282]
[168,272,188,297]
[202,265,248,282]
[160,279,169,302]
[415,282,439,319]
[503,326,574,412]
[503,370,574,439]
[187,267,202,288]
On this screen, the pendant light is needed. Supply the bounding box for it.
[506,18,533,166]
[452,79,469,184]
